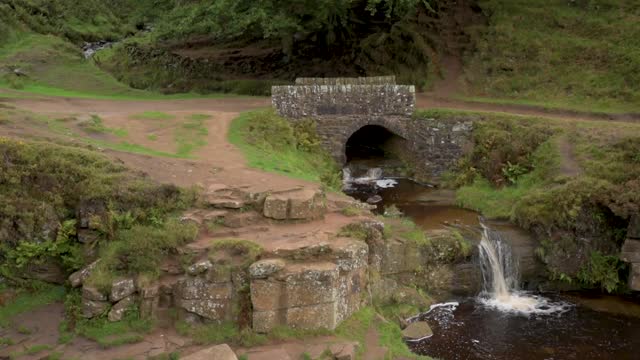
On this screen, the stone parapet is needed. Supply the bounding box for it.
[272,84,415,119]
[295,76,396,85]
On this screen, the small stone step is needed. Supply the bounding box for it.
[263,189,326,220]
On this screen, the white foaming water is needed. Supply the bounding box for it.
[342,167,397,190]
[478,223,572,315]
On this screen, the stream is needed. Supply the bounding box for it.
[344,168,640,360]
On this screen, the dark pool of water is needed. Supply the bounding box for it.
[344,176,640,360]
[410,295,640,360]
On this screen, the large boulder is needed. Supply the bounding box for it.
[401,321,433,340]
[82,299,109,318]
[182,344,238,360]
[174,276,234,322]
[628,215,640,239]
[110,278,136,302]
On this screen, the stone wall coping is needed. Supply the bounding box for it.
[294,76,397,85]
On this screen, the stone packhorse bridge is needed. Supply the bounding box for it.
[272,76,473,181]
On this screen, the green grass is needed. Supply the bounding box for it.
[464,0,640,113]
[335,307,429,359]
[79,115,128,137]
[459,95,640,115]
[228,110,341,189]
[175,114,210,157]
[77,315,152,348]
[131,111,176,121]
[0,285,65,327]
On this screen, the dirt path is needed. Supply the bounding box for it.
[556,134,582,177]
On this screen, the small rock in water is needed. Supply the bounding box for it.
[401,321,433,340]
[366,195,383,204]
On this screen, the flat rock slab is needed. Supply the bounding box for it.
[621,239,640,263]
[182,344,238,360]
[402,321,433,341]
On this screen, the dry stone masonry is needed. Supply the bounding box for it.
[272,76,474,181]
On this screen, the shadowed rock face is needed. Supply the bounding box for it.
[622,215,640,291]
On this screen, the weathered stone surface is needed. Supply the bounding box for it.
[174,277,234,321]
[110,278,136,302]
[177,299,231,321]
[295,76,396,85]
[82,299,109,318]
[182,344,238,360]
[263,189,325,220]
[628,215,640,239]
[223,212,262,228]
[621,239,640,263]
[108,295,136,322]
[175,277,233,300]
[263,195,289,220]
[288,189,324,220]
[77,199,107,229]
[272,83,415,118]
[68,260,100,288]
[402,321,433,340]
[187,260,213,275]
[280,263,339,307]
[251,259,366,332]
[205,184,249,209]
[630,263,640,291]
[249,259,286,279]
[82,285,107,302]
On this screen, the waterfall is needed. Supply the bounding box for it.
[477,223,571,315]
[478,223,519,298]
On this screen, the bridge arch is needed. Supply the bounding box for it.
[340,118,411,166]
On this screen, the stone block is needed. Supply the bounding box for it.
[282,263,339,307]
[252,310,280,333]
[108,295,136,322]
[178,299,231,321]
[286,302,337,330]
[263,195,288,220]
[110,278,136,302]
[82,299,109,318]
[175,277,233,300]
[250,279,284,311]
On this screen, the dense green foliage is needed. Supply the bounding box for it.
[228,110,342,190]
[465,0,640,112]
[0,137,196,283]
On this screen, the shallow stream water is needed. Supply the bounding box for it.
[344,172,640,360]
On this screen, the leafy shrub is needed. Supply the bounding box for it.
[577,251,627,293]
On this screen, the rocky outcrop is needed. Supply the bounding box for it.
[250,239,368,332]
